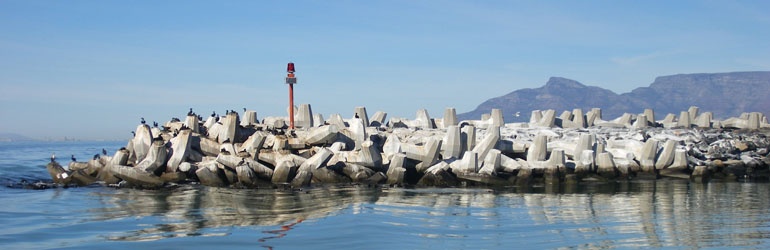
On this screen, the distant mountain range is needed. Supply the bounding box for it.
[0,132,35,142]
[458,71,770,122]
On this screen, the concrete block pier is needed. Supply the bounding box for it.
[44,106,770,189]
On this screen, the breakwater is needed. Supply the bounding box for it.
[45,105,770,189]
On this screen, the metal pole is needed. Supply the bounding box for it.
[286,62,297,130]
[289,83,295,129]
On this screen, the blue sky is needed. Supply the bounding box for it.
[1,0,768,140]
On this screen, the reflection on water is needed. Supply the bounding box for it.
[74,180,770,248]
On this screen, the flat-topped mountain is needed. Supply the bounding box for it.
[459,71,770,122]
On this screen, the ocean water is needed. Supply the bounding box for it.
[2,141,770,249]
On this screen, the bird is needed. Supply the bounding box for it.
[50,153,56,163]
[243,107,246,112]
[131,131,136,136]
[355,113,359,119]
[93,154,99,160]
[153,121,158,127]
[188,108,194,116]
[141,117,146,124]
[71,155,76,162]
[211,111,216,117]
[102,148,107,155]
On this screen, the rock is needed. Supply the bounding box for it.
[386,153,407,185]
[295,104,314,128]
[195,162,228,187]
[478,149,502,176]
[442,125,463,159]
[415,109,434,129]
[443,108,458,128]
[690,165,711,183]
[112,164,164,188]
[460,125,476,152]
[527,134,548,162]
[185,115,200,134]
[241,110,259,127]
[135,140,168,174]
[167,129,192,172]
[132,123,153,162]
[655,140,677,169]
[596,152,617,179]
[272,155,300,183]
[46,160,71,185]
[353,106,370,128]
[418,162,457,186]
[472,126,500,160]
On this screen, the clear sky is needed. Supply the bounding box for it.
[1,0,769,140]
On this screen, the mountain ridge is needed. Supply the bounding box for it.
[458,71,770,122]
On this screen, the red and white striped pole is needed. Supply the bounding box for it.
[286,62,297,129]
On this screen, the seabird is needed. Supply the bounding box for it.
[102,148,107,155]
[153,121,158,127]
[50,153,56,163]
[243,108,246,112]
[188,108,194,116]
[71,155,76,162]
[355,113,359,119]
[211,111,216,117]
[93,154,99,160]
[141,117,146,124]
[131,131,136,136]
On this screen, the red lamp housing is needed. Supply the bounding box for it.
[287,62,295,73]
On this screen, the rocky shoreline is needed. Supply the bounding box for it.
[44,105,770,189]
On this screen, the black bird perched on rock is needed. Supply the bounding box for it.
[188,108,194,116]
[355,113,359,119]
[171,117,181,122]
[211,111,216,117]
[243,107,246,112]
[131,131,136,136]
[93,154,99,160]
[50,153,56,163]
[141,117,146,124]
[102,148,107,155]
[153,121,158,128]
[71,155,76,162]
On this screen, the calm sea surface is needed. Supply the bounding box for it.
[2,141,770,249]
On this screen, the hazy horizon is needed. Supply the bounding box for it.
[2,0,769,140]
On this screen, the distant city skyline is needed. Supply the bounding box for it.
[1,0,769,140]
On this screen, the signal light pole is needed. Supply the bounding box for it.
[286,62,297,129]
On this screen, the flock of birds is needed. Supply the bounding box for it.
[55,108,256,165]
